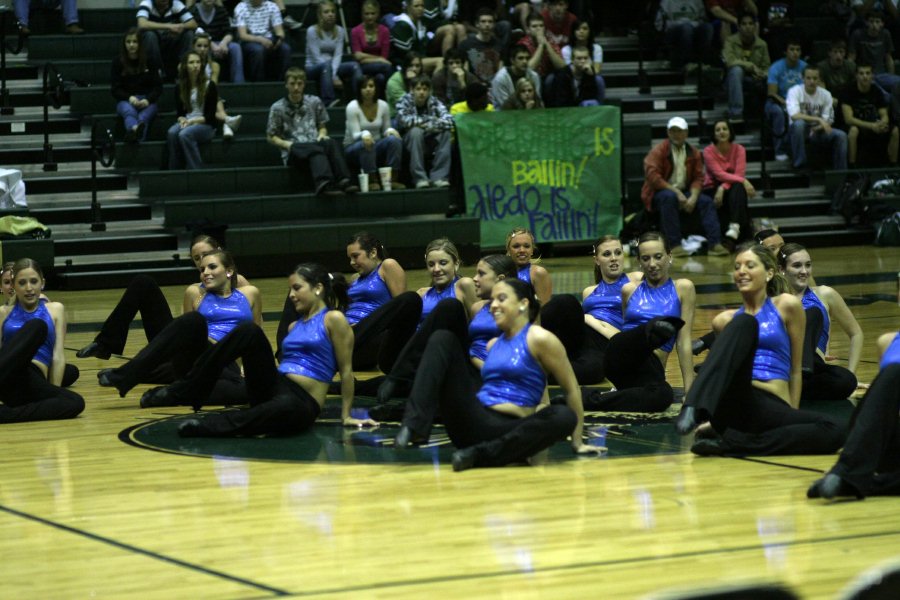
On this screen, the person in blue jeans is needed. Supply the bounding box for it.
[234,0,291,82]
[786,66,848,170]
[112,28,163,143]
[723,12,770,122]
[305,0,363,105]
[765,39,806,161]
[343,76,404,190]
[167,51,217,169]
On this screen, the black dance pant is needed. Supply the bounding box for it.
[276,291,422,372]
[540,294,610,385]
[402,330,576,467]
[591,320,678,412]
[110,312,246,404]
[92,275,174,354]
[170,321,321,436]
[0,320,84,424]
[686,314,845,455]
[288,139,353,187]
[704,182,751,241]
[386,297,470,384]
[828,364,900,496]
[800,307,857,403]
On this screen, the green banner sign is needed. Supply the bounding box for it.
[456,105,622,248]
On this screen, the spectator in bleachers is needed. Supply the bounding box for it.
[421,0,467,55]
[184,0,302,31]
[542,0,578,48]
[391,0,460,73]
[396,75,453,188]
[137,0,197,82]
[350,0,395,97]
[517,12,566,81]
[702,119,754,248]
[786,66,848,169]
[306,1,362,107]
[112,28,163,143]
[234,0,290,82]
[501,76,544,110]
[387,51,423,117]
[705,0,758,46]
[167,51,217,170]
[267,68,359,196]
[491,44,542,109]
[449,81,494,114]
[192,33,243,138]
[848,0,900,44]
[657,0,714,73]
[766,38,806,161]
[561,19,602,74]
[511,0,542,32]
[14,0,83,35]
[544,46,604,107]
[817,39,857,103]
[432,48,479,108]
[459,2,511,45]
[723,12,770,122]
[759,0,796,60]
[458,8,507,86]
[842,62,900,165]
[190,0,243,82]
[849,11,900,93]
[344,75,404,191]
[641,116,730,258]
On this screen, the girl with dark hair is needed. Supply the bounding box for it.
[778,243,862,403]
[582,231,695,412]
[0,259,84,423]
[98,250,262,407]
[276,232,421,376]
[394,278,602,470]
[343,75,404,190]
[676,243,845,456]
[808,330,900,500]
[505,228,552,302]
[111,27,163,143]
[350,0,395,93]
[175,263,377,437]
[540,235,642,386]
[167,51,218,170]
[703,119,754,248]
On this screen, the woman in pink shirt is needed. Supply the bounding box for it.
[703,119,754,250]
[350,0,394,96]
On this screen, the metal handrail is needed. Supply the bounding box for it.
[42,61,65,171]
[89,120,115,232]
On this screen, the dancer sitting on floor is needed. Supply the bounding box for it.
[0,259,84,424]
[778,243,862,403]
[174,263,376,436]
[393,278,602,470]
[416,237,477,324]
[506,227,552,302]
[540,235,642,386]
[675,243,845,456]
[808,330,900,500]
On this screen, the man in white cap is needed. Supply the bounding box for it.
[641,116,730,257]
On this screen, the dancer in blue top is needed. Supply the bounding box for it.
[540,235,642,386]
[0,259,84,423]
[808,330,900,499]
[676,244,845,456]
[172,263,376,437]
[505,227,552,302]
[99,249,261,406]
[587,232,695,412]
[778,243,862,403]
[394,278,602,470]
[276,232,421,375]
[416,237,476,323]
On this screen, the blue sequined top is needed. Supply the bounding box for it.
[736,298,791,381]
[468,303,499,361]
[478,323,545,408]
[278,309,337,382]
[623,279,681,352]
[2,301,55,367]
[346,263,392,326]
[516,263,532,284]
[800,287,830,354]
[420,277,458,325]
[582,275,628,330]
[881,331,900,369]
[197,288,254,342]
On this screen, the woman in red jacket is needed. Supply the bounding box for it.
[703,119,754,250]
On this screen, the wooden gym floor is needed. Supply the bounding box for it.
[1,244,898,599]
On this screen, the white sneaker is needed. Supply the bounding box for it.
[223,123,234,139]
[726,223,740,240]
[283,15,303,30]
[415,180,431,189]
[224,114,241,132]
[433,179,450,188]
[775,153,789,162]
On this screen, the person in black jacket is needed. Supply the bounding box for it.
[544,45,603,107]
[112,28,164,142]
[167,50,218,169]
